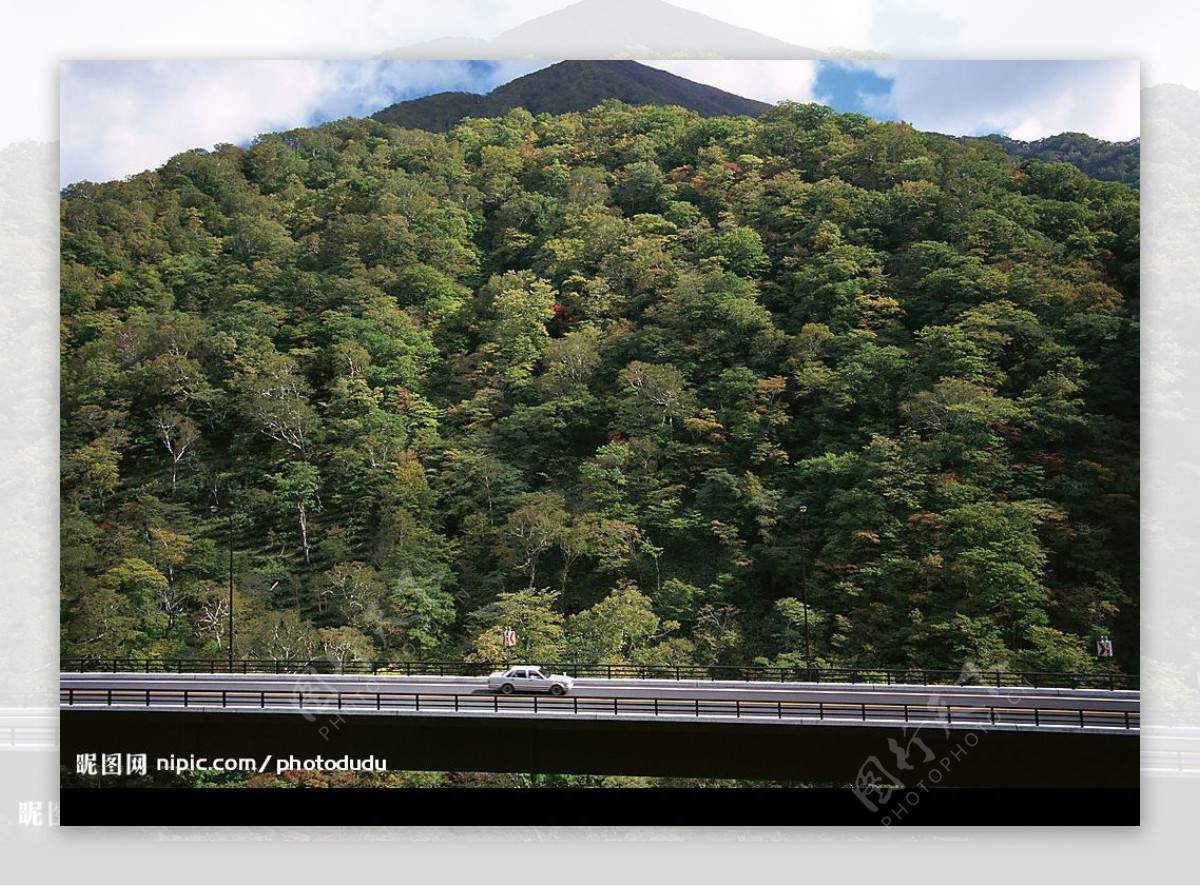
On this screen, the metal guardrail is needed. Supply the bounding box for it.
[60,658,1137,690]
[60,687,1139,730]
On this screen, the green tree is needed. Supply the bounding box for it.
[270,462,321,566]
[466,588,566,663]
[383,574,457,658]
[476,271,558,384]
[568,580,663,663]
[65,590,142,659]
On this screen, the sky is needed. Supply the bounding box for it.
[58,60,549,185]
[10,0,1194,160]
[58,58,1139,186]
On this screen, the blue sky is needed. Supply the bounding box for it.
[814,64,893,114]
[59,58,1139,186]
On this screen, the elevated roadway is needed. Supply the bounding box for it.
[60,671,1139,786]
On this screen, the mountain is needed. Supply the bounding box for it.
[377,0,823,60]
[372,59,773,131]
[60,102,1139,681]
[948,132,1140,188]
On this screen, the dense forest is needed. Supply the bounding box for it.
[967,132,1141,189]
[60,99,1139,678]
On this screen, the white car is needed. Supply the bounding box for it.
[487,666,574,696]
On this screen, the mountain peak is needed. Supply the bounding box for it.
[371,59,773,132]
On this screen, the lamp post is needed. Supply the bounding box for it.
[210,500,235,670]
[799,504,811,677]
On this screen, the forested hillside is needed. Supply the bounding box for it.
[968,132,1140,188]
[60,100,1139,677]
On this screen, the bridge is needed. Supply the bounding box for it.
[61,657,1140,690]
[60,668,1140,788]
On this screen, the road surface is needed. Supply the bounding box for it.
[60,672,1139,730]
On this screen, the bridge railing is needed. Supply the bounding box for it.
[59,657,1137,690]
[59,686,1139,730]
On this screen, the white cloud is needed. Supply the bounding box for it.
[844,60,1140,141]
[17,0,1200,156]
[59,60,548,184]
[9,0,1200,153]
[60,56,1140,185]
[5,0,570,147]
[641,60,819,104]
[60,57,820,186]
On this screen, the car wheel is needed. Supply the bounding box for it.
[500,683,514,695]
[550,684,565,696]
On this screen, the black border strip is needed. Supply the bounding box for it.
[62,787,1139,827]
